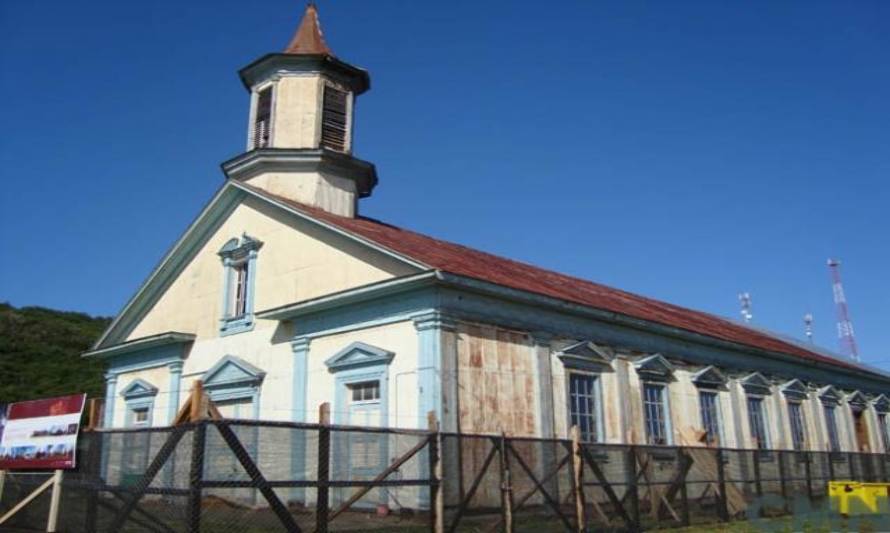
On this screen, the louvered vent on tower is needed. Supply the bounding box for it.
[321,85,349,152]
[252,87,273,149]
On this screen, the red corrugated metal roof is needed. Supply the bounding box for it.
[249,186,862,372]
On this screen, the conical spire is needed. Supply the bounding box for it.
[284,3,332,55]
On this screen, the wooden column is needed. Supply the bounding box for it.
[570,426,586,533]
[428,412,444,533]
[316,403,331,533]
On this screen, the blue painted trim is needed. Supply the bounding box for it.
[103,373,118,428]
[413,311,455,426]
[331,367,391,426]
[167,361,183,425]
[96,186,245,348]
[106,344,185,375]
[124,397,156,427]
[119,378,159,399]
[290,336,311,503]
[324,342,395,372]
[218,234,263,337]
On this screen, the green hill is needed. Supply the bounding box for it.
[0,302,111,403]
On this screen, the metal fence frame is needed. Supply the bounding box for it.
[2,418,890,532]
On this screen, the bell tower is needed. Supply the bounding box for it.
[222,4,376,217]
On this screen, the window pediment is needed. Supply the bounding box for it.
[692,365,727,388]
[203,355,265,389]
[740,372,771,395]
[818,385,842,405]
[873,394,890,413]
[780,379,809,401]
[556,341,613,371]
[325,342,394,373]
[634,353,674,381]
[846,390,868,411]
[120,378,158,399]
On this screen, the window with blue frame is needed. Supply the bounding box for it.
[824,404,841,452]
[788,401,807,451]
[217,234,263,335]
[698,391,721,446]
[643,383,668,445]
[568,373,600,443]
[747,396,769,450]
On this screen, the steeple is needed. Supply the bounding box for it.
[284,4,332,55]
[222,4,375,218]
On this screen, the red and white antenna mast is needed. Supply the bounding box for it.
[827,258,859,361]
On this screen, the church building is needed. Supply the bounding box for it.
[85,5,890,460]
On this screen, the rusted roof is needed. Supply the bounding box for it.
[245,185,864,372]
[284,3,332,56]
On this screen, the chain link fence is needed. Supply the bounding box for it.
[2,420,890,531]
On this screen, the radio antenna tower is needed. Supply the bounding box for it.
[827,259,859,361]
[738,292,753,324]
[803,313,814,343]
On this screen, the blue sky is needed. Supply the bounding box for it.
[1,1,888,368]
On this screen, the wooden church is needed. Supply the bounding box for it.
[85,5,890,465]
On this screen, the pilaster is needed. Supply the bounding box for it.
[530,332,555,439]
[166,361,184,425]
[103,373,118,428]
[413,311,456,429]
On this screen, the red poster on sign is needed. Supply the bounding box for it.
[0,394,86,470]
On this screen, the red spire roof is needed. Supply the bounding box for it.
[284,3,333,55]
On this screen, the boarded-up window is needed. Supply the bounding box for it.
[252,87,273,149]
[321,85,349,152]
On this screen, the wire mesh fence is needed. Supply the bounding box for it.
[2,419,890,532]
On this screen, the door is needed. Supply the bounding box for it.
[340,380,386,507]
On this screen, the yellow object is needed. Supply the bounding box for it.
[829,481,890,516]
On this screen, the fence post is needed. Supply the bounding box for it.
[626,446,641,531]
[187,421,206,533]
[570,426,586,533]
[316,403,331,533]
[46,469,63,533]
[427,412,444,533]
[804,452,813,502]
[881,454,889,482]
[498,433,514,533]
[777,451,787,503]
[679,450,690,527]
[715,447,729,522]
[827,452,835,481]
[84,432,102,532]
[848,452,856,480]
[752,451,762,498]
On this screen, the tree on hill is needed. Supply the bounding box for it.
[0,302,110,403]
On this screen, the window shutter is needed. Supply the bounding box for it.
[321,85,349,152]
[253,88,273,149]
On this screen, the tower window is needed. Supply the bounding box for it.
[321,85,349,152]
[252,87,273,149]
[228,260,250,318]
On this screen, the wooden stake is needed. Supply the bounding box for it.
[0,474,55,526]
[570,426,586,533]
[428,412,444,533]
[46,469,63,532]
[498,433,514,533]
[85,398,102,431]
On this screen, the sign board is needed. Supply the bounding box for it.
[0,394,86,470]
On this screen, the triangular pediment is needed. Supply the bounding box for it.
[325,342,394,372]
[92,182,423,350]
[740,372,771,394]
[692,365,727,388]
[846,390,868,410]
[634,354,674,381]
[556,341,613,370]
[203,355,265,388]
[780,379,809,400]
[818,385,842,404]
[120,378,158,399]
[873,394,890,413]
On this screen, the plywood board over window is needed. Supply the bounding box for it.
[455,323,536,436]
